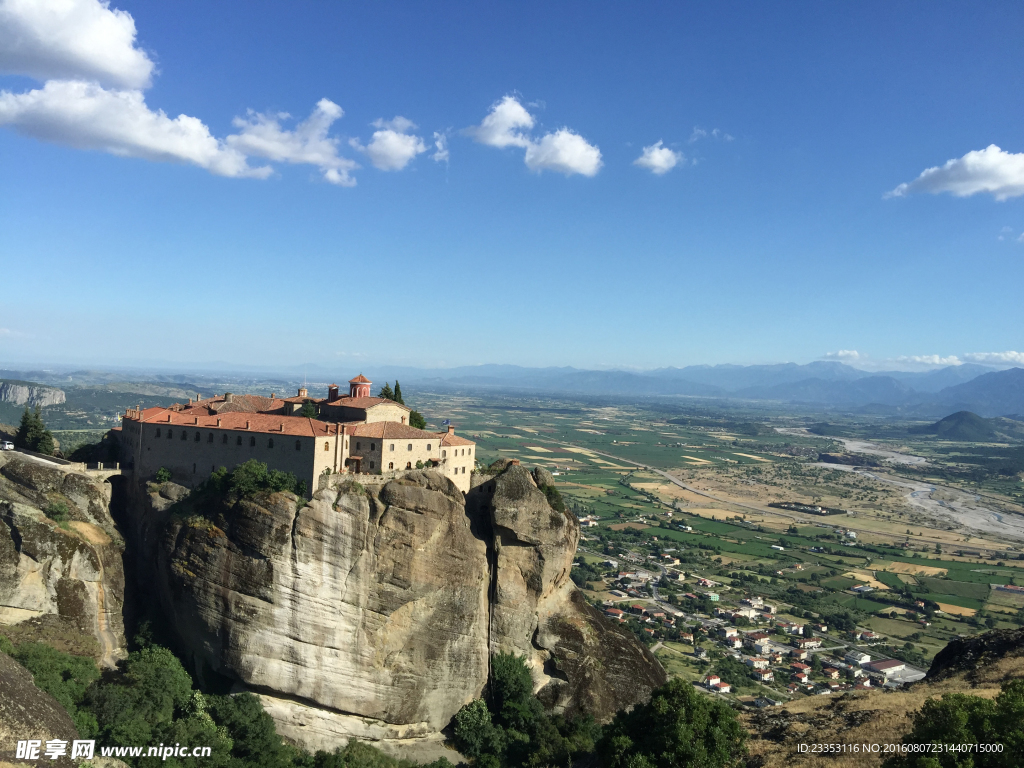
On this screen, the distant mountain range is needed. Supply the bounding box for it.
[3,362,1023,419]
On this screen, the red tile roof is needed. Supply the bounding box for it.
[349,374,371,383]
[320,396,409,411]
[126,407,340,437]
[440,433,474,447]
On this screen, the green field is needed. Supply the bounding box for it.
[915,577,990,601]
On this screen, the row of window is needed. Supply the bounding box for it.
[153,428,302,451]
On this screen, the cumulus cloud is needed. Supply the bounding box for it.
[887,145,1024,201]
[823,350,862,362]
[962,351,1024,366]
[432,131,449,163]
[524,128,602,176]
[227,99,358,184]
[466,95,602,176]
[0,80,267,177]
[893,354,962,366]
[633,140,684,175]
[466,95,534,149]
[348,115,427,172]
[0,0,154,89]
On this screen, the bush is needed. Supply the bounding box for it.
[155,467,173,483]
[44,501,70,522]
[13,642,100,737]
[884,679,1024,768]
[409,411,427,430]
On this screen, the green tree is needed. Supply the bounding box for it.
[393,381,404,405]
[598,677,747,768]
[409,410,427,430]
[884,679,1024,768]
[14,406,55,455]
[377,383,394,401]
[13,642,101,736]
[155,467,172,483]
[298,401,317,419]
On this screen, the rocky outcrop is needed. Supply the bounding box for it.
[0,380,65,408]
[0,455,126,667]
[927,627,1024,682]
[0,651,79,768]
[127,464,662,752]
[472,465,666,721]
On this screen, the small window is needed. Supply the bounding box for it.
[407,443,412,451]
[406,462,412,469]
[237,436,242,446]
[463,467,466,474]
[356,442,361,450]
[194,432,200,442]
[167,430,173,439]
[268,438,274,449]
[181,431,187,440]
[193,463,196,473]
[371,443,376,451]
[296,440,302,451]
[388,462,394,469]
[345,440,348,449]
[369,461,375,469]
[155,428,161,438]
[222,434,228,444]
[427,444,431,451]
[324,441,329,451]
[208,433,213,443]
[390,443,395,451]
[468,448,472,455]
[442,450,446,458]
[401,416,406,424]
[250,437,256,447]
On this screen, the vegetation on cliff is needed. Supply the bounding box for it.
[14,405,55,455]
[167,460,308,521]
[1,631,455,768]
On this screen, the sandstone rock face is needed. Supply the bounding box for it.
[0,381,66,408]
[472,465,667,721]
[0,455,126,667]
[0,651,79,768]
[126,464,663,751]
[149,472,490,744]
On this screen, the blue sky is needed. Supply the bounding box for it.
[1,1,1022,372]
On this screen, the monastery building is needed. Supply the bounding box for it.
[119,375,476,493]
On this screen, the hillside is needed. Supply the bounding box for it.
[935,367,1024,418]
[919,410,999,441]
[744,629,1024,768]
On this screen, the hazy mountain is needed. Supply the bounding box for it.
[734,376,919,406]
[933,368,1024,417]
[648,361,869,391]
[877,364,998,393]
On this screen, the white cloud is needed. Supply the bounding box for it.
[823,350,862,362]
[887,145,1024,201]
[1018,232,1024,243]
[0,79,268,177]
[0,0,154,89]
[633,140,683,175]
[893,355,962,366]
[467,95,601,176]
[349,115,426,172]
[432,131,449,163]
[962,351,1024,366]
[689,126,733,143]
[466,95,534,149]
[524,128,602,177]
[228,99,359,184]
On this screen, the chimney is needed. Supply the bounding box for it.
[217,418,222,427]
[194,417,198,425]
[246,420,250,430]
[225,392,234,403]
[270,392,275,399]
[328,384,339,402]
[298,387,308,398]
[447,425,455,434]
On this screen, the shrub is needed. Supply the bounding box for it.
[44,501,70,522]
[155,467,172,483]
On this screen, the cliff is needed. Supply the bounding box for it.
[0,380,66,408]
[0,454,126,668]
[0,650,79,767]
[125,464,663,755]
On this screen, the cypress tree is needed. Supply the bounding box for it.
[14,406,55,455]
[393,381,404,405]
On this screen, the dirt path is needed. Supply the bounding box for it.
[69,522,120,668]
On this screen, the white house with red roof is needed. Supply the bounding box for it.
[119,375,476,493]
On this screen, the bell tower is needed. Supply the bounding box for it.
[348,374,371,398]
